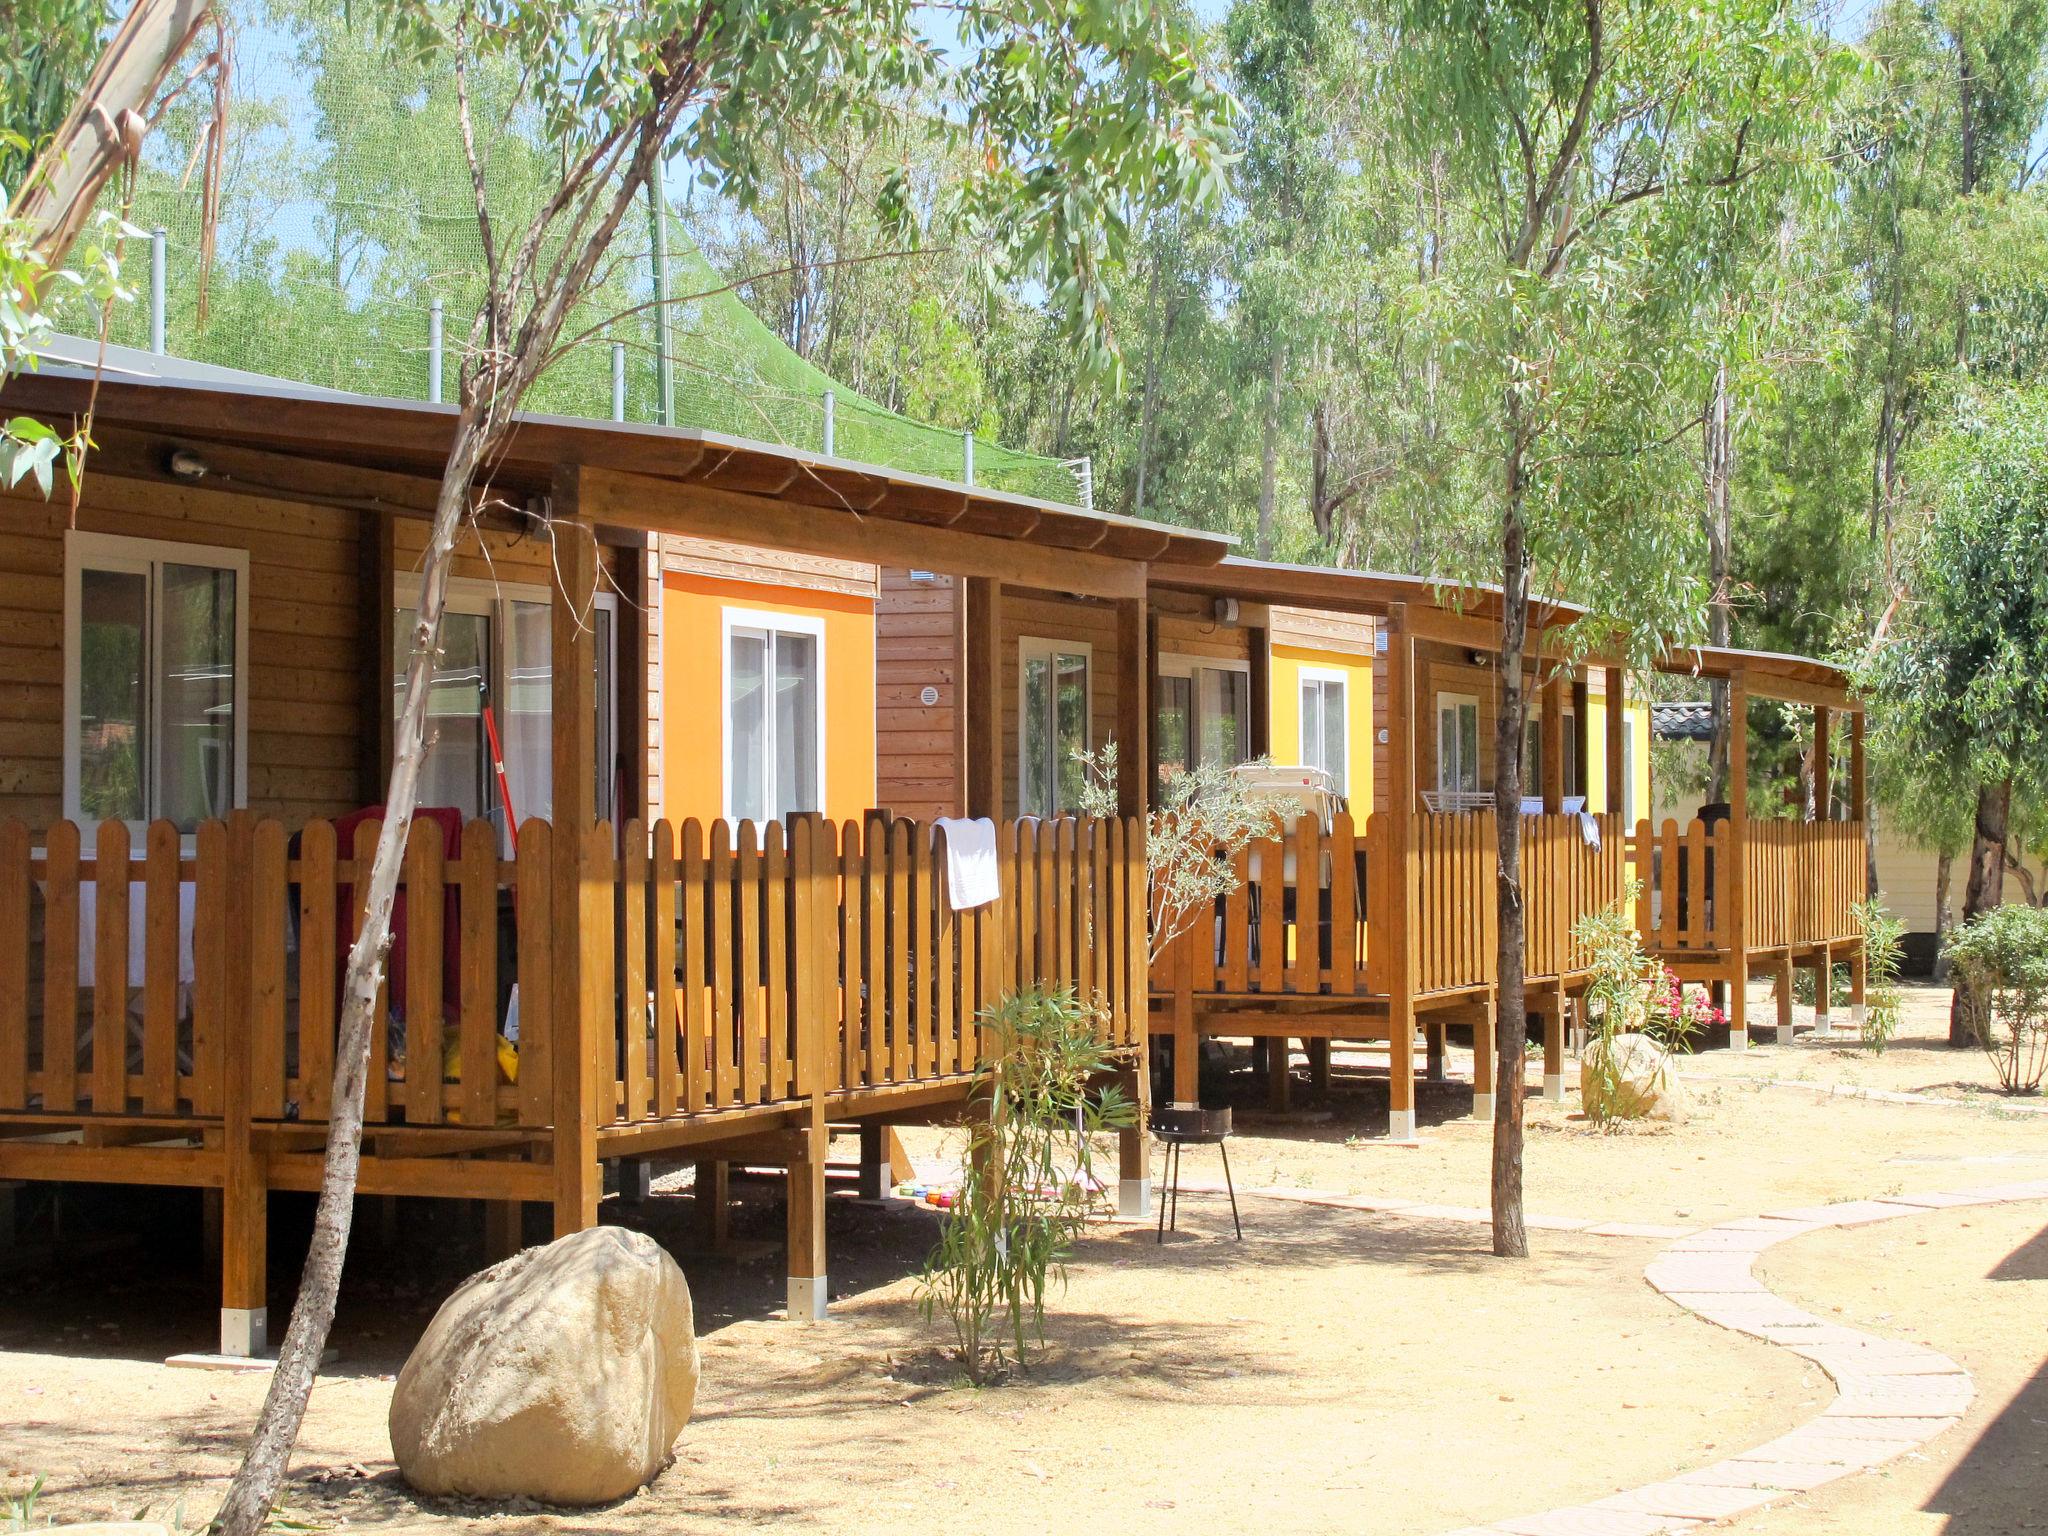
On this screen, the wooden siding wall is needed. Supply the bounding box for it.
[875,568,963,821]
[0,472,367,833]
[1155,608,1254,666]
[1001,589,1121,820]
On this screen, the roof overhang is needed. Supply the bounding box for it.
[3,341,1233,577]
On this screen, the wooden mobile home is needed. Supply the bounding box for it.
[0,342,1229,1355]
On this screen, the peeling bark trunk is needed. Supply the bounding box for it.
[1704,363,1733,803]
[1491,389,1532,1261]
[1948,779,2010,1045]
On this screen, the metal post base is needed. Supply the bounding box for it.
[1777,1023,1796,1046]
[1387,1108,1417,1141]
[785,1275,829,1322]
[1118,1176,1151,1221]
[221,1306,267,1359]
[1542,1073,1566,1102]
[1470,1092,1495,1122]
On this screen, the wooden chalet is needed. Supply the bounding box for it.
[0,343,1229,1355]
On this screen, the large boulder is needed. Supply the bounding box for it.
[1580,1031,1692,1123]
[390,1226,699,1505]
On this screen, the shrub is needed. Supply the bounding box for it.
[1852,900,1906,1054]
[917,987,1137,1383]
[1572,885,1707,1126]
[1944,904,2048,1094]
[1076,741,1290,964]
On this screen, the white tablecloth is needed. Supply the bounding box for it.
[73,879,199,987]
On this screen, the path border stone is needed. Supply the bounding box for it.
[1440,1178,2048,1535]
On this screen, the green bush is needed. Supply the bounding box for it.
[1852,900,1905,1054]
[1944,904,2048,1093]
[917,987,1137,1383]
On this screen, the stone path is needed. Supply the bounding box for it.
[1437,1178,2048,1535]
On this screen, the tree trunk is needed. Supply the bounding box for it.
[1931,847,1954,982]
[1704,362,1733,803]
[1948,778,2010,1045]
[1491,395,1532,1261]
[213,419,492,1535]
[1255,343,1282,559]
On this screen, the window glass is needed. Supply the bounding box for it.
[1622,720,1636,821]
[1301,676,1347,795]
[1523,717,1542,793]
[728,629,768,824]
[69,538,244,832]
[396,606,492,822]
[1155,674,1192,781]
[1021,652,1051,817]
[1437,696,1480,797]
[1199,667,1251,768]
[157,563,237,827]
[1054,650,1089,813]
[774,629,819,816]
[78,567,147,824]
[503,599,552,828]
[1564,712,1579,799]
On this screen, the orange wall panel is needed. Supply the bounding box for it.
[660,572,877,827]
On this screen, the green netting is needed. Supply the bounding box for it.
[76,0,1083,506]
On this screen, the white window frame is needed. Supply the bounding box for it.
[1298,665,1350,796]
[392,575,619,840]
[1018,635,1093,818]
[1158,653,1254,771]
[64,530,251,834]
[720,605,828,825]
[1435,690,1481,799]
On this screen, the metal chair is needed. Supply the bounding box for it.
[1152,1104,1241,1242]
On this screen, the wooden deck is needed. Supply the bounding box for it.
[0,809,1144,1349]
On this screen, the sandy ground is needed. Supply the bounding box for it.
[0,982,2041,1535]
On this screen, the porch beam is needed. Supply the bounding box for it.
[965,578,1004,820]
[549,466,602,1236]
[1605,665,1626,817]
[1114,595,1147,820]
[578,466,1147,601]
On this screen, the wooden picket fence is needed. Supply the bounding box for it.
[0,811,1142,1132]
[1630,817,1730,956]
[1745,818,1864,951]
[1154,809,1624,1006]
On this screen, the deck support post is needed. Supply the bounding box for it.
[220,814,267,1358]
[1117,1063,1151,1220]
[618,1157,651,1204]
[1470,1000,1496,1121]
[1725,670,1751,1052]
[1424,1019,1446,1081]
[1307,1038,1332,1092]
[1775,953,1796,1045]
[1813,943,1834,1038]
[550,469,603,1238]
[483,1201,524,1262]
[695,1160,729,1247]
[1541,990,1566,1101]
[1388,1004,1416,1140]
[1265,1037,1292,1112]
[786,1119,828,1321]
[857,1124,885,1201]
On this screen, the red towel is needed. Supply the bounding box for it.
[334,805,465,1023]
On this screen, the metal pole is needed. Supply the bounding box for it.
[963,430,975,487]
[149,228,166,355]
[821,390,835,457]
[428,299,444,404]
[649,156,675,427]
[612,341,627,422]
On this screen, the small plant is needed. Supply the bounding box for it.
[1573,885,1706,1126]
[1077,741,1289,964]
[917,987,1137,1383]
[1852,899,1906,1054]
[3,1474,44,1531]
[1944,905,2048,1094]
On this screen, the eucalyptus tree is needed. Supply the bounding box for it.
[1865,388,2048,1043]
[1379,0,1842,1256]
[211,3,1231,1529]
